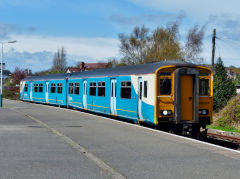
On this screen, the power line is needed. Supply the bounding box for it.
[217,36,240,50]
[215,43,222,59]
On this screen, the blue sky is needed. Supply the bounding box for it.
[1,0,240,72]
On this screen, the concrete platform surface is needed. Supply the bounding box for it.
[1,99,240,179]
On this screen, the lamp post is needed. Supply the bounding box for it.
[0,40,17,107]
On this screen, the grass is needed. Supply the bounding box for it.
[207,124,240,133]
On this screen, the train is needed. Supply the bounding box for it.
[20,61,213,137]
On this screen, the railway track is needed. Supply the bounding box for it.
[206,129,240,150]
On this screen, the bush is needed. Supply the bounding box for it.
[213,94,240,131]
[3,89,19,100]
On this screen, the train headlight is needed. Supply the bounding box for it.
[199,109,208,115]
[161,110,172,116]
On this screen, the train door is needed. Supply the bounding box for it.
[180,75,193,121]
[83,80,87,109]
[30,82,33,101]
[110,79,117,115]
[138,77,143,120]
[45,82,49,103]
[174,68,199,123]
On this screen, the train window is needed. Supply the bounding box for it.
[121,81,131,99]
[90,82,97,96]
[51,83,56,93]
[34,84,38,92]
[98,82,105,97]
[57,83,63,94]
[144,81,148,98]
[199,79,209,95]
[24,84,28,92]
[74,83,80,94]
[160,79,171,95]
[69,83,74,94]
[39,84,43,92]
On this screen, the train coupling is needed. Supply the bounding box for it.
[182,124,193,136]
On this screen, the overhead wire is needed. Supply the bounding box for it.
[216,36,240,50]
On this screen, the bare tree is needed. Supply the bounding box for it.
[119,25,150,64]
[52,46,67,72]
[184,25,205,63]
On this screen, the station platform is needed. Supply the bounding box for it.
[1,99,240,179]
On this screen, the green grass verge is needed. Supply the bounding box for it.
[207,124,240,133]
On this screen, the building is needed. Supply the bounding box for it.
[66,62,109,73]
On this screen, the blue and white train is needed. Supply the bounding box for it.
[20,61,213,136]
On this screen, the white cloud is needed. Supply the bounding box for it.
[129,0,240,19]
[2,34,120,72]
[6,34,120,60]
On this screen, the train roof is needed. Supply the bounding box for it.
[22,61,195,81]
[69,61,195,79]
[22,73,69,81]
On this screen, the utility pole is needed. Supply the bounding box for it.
[211,29,216,70]
[0,40,17,107]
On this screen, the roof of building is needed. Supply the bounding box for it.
[85,63,108,69]
[66,67,81,73]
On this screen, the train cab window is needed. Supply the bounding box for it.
[98,82,105,97]
[160,78,171,95]
[90,82,97,96]
[39,84,43,92]
[144,81,148,98]
[57,83,63,94]
[121,81,131,99]
[34,84,38,92]
[199,79,209,95]
[24,84,28,92]
[51,83,56,93]
[74,83,80,94]
[69,83,74,94]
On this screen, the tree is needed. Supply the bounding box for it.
[213,58,236,111]
[119,25,150,64]
[185,25,205,63]
[11,67,26,85]
[107,58,127,68]
[118,19,205,65]
[145,24,183,62]
[52,46,67,73]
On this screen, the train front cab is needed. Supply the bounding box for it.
[155,65,213,136]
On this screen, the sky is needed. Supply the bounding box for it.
[1,0,240,72]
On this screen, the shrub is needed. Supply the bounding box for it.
[3,89,19,100]
[213,58,236,111]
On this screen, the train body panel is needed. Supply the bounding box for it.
[48,79,67,106]
[20,61,213,135]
